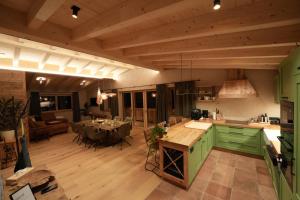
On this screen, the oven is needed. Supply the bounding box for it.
[278,100,294,189]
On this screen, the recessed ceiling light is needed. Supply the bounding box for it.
[71,5,80,19]
[213,0,221,10]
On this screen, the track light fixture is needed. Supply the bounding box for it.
[71,5,80,19]
[213,0,221,10]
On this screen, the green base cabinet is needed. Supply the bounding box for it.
[280,172,293,200]
[264,146,280,197]
[188,126,213,185]
[215,125,262,155]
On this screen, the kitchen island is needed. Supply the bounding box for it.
[158,120,213,189]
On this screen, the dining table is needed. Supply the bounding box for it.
[79,119,127,146]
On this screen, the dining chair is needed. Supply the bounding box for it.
[116,122,131,150]
[124,116,133,138]
[168,116,177,126]
[85,126,104,151]
[114,116,122,121]
[71,122,80,143]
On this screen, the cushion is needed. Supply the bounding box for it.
[46,120,63,125]
[41,112,56,121]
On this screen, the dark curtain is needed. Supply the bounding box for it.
[108,89,119,118]
[72,92,81,122]
[156,84,168,123]
[100,102,104,111]
[29,92,41,117]
[175,81,196,118]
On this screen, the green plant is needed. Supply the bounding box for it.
[0,98,23,131]
[149,125,166,151]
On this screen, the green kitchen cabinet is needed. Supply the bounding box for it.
[295,77,300,200]
[274,74,281,104]
[264,146,280,197]
[280,171,293,200]
[215,125,261,155]
[188,127,213,185]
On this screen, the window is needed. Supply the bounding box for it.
[40,96,56,112]
[57,96,72,110]
[40,95,72,112]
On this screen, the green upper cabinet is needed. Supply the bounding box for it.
[279,47,300,101]
[295,79,300,200]
[274,74,280,104]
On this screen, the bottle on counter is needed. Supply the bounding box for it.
[264,113,269,123]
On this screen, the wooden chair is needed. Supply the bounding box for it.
[144,128,160,176]
[0,133,17,169]
[124,117,133,138]
[168,116,177,126]
[113,116,122,121]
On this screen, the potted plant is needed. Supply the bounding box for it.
[149,125,166,152]
[0,98,23,143]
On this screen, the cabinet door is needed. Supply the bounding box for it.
[274,74,280,104]
[201,133,208,162]
[295,81,300,199]
[281,63,294,101]
[280,172,293,200]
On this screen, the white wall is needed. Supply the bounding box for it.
[83,68,280,121]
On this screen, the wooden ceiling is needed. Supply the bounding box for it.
[26,72,96,92]
[0,0,299,71]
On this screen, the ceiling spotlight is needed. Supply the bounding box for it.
[71,5,80,19]
[36,76,46,84]
[152,92,157,98]
[213,0,221,10]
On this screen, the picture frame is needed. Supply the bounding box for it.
[9,184,36,200]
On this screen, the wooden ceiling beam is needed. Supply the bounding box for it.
[124,24,300,57]
[159,65,278,70]
[72,0,187,42]
[103,0,300,50]
[153,58,282,67]
[27,0,66,29]
[139,46,293,61]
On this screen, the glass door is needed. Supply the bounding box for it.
[123,92,132,119]
[147,91,157,127]
[134,92,144,127]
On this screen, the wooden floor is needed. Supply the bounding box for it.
[1,127,277,200]
[1,127,161,200]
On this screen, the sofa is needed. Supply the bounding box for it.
[29,112,69,141]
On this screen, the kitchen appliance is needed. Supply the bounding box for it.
[191,109,201,120]
[278,100,294,189]
[202,110,209,118]
[269,117,280,125]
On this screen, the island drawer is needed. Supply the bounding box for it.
[217,132,259,147]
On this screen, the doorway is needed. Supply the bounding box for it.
[134,92,144,127]
[123,92,132,119]
[147,91,157,127]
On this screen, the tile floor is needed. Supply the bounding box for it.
[146,149,277,200]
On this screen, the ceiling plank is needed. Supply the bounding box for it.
[103,0,300,50]
[0,5,152,70]
[27,0,66,29]
[39,52,50,69]
[124,24,300,57]
[139,46,293,61]
[72,0,187,41]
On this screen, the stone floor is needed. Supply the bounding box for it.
[146,149,277,200]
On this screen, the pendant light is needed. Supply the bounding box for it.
[71,5,80,19]
[213,0,221,10]
[100,79,108,100]
[96,80,103,105]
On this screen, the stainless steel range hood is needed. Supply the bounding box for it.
[218,70,257,98]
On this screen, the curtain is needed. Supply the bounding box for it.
[29,92,41,117]
[156,84,168,123]
[108,89,119,118]
[175,81,196,118]
[72,92,81,122]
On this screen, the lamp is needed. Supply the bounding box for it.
[213,0,221,10]
[71,5,80,19]
[36,76,46,84]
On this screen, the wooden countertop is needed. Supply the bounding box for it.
[212,120,280,130]
[159,121,210,149]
